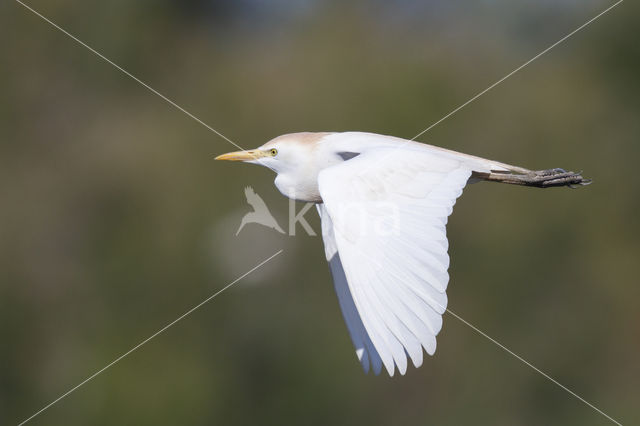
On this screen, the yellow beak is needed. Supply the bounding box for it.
[214,150,265,162]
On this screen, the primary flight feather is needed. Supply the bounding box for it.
[216,132,589,376]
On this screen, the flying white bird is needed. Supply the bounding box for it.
[216,132,589,376]
[236,186,285,235]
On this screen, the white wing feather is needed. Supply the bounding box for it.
[317,204,384,375]
[317,147,472,376]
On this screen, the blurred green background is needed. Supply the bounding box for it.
[1,0,638,425]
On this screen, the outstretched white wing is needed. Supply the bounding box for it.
[317,204,384,375]
[317,147,472,376]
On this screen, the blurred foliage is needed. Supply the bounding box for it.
[1,0,638,425]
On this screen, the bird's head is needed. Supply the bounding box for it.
[215,132,332,175]
[214,144,282,172]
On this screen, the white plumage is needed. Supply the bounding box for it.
[216,131,588,376]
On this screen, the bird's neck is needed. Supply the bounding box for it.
[274,172,322,203]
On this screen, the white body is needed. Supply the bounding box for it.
[264,132,522,202]
[218,131,531,376]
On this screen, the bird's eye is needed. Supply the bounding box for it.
[269,148,278,156]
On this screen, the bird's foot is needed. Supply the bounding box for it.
[526,168,592,188]
[481,168,591,188]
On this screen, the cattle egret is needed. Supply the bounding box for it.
[216,132,589,376]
